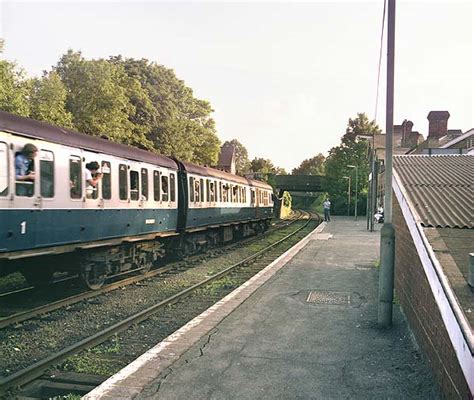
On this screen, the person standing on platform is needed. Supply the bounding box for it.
[323,198,331,222]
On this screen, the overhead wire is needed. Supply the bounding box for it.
[374,0,387,123]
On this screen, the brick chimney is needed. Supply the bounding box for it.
[427,111,450,140]
[401,119,414,147]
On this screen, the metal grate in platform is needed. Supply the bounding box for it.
[306,291,351,305]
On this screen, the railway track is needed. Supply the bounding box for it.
[0,213,302,329]
[0,211,318,397]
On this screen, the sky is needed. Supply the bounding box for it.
[1,0,472,172]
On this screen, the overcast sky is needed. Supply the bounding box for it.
[1,1,472,171]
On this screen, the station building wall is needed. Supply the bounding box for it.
[393,199,471,399]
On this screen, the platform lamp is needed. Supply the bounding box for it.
[346,165,358,220]
[342,176,351,216]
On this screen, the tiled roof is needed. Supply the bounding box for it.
[394,155,474,228]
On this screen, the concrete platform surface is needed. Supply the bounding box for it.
[87,217,439,399]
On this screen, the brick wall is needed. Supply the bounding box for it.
[393,199,471,399]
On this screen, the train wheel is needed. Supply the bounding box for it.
[22,266,54,287]
[138,254,153,275]
[81,264,106,290]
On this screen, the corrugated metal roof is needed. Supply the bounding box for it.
[394,155,474,228]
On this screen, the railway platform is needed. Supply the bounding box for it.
[85,216,439,399]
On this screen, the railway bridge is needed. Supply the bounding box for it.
[274,174,325,196]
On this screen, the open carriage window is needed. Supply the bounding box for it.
[69,156,82,199]
[194,179,200,202]
[161,175,169,202]
[15,144,37,198]
[0,142,8,197]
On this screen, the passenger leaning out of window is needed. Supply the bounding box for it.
[85,161,102,198]
[15,143,38,196]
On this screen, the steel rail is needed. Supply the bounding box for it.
[0,213,314,394]
[0,214,302,329]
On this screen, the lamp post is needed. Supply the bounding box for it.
[343,176,351,216]
[347,165,358,220]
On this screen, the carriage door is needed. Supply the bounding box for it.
[12,143,38,249]
[35,150,56,247]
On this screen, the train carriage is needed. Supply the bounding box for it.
[173,161,274,253]
[0,111,274,289]
[0,112,179,288]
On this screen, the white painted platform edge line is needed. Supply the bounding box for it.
[393,174,473,394]
[84,220,323,399]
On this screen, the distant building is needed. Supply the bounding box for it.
[216,143,236,175]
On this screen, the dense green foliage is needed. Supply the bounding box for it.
[292,153,325,175]
[324,113,381,215]
[0,60,31,116]
[0,49,220,166]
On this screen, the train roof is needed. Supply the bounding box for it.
[180,161,273,190]
[0,111,178,169]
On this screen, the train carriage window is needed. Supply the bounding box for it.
[130,170,139,201]
[69,156,82,199]
[189,177,195,202]
[101,161,111,200]
[141,168,148,201]
[161,175,169,202]
[15,146,36,198]
[200,178,205,202]
[251,189,255,205]
[223,184,228,203]
[153,170,160,201]
[0,142,8,196]
[170,173,176,202]
[40,150,54,198]
[206,179,210,202]
[209,181,215,202]
[194,179,200,202]
[119,164,128,200]
[219,182,222,202]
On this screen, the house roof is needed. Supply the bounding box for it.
[439,128,474,149]
[393,155,473,229]
[217,144,235,167]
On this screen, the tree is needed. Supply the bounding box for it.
[324,113,381,215]
[223,139,250,175]
[110,56,220,164]
[292,153,325,175]
[55,50,154,149]
[29,71,74,128]
[0,60,30,116]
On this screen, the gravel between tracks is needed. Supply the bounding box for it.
[0,225,304,378]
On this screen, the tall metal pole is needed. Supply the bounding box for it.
[378,0,396,327]
[348,177,351,217]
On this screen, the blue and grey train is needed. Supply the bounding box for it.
[0,111,274,289]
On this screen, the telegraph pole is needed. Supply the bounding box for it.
[378,0,396,327]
